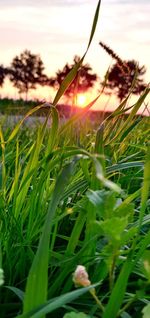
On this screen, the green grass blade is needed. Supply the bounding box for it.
[108,87,149,144]
[18,283,100,318]
[138,143,150,230]
[53,0,101,106]
[102,253,133,318]
[59,94,101,135]
[7,103,51,143]
[23,162,75,315]
[106,161,144,174]
[0,126,6,192]
[5,286,24,301]
[87,0,101,50]
[133,230,150,266]
[45,107,59,155]
[53,58,84,107]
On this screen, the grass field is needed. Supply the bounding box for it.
[0,86,150,318]
[0,1,150,317]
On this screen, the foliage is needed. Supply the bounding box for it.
[9,50,48,99]
[104,59,146,101]
[49,55,98,101]
[0,65,8,87]
[142,304,150,318]
[0,86,149,318]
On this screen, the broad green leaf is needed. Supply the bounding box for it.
[114,202,134,221]
[86,189,116,219]
[97,216,128,242]
[142,303,150,318]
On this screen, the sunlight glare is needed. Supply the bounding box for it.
[77,94,87,107]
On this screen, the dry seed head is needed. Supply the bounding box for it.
[99,41,130,74]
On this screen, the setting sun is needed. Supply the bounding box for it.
[77,94,87,107]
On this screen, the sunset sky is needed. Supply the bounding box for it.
[0,0,149,111]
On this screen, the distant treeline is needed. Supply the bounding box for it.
[0,43,147,102]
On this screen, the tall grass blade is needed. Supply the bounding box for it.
[138,143,150,230]
[7,103,52,143]
[106,161,144,174]
[23,162,75,315]
[18,283,100,318]
[45,107,59,154]
[0,126,6,192]
[53,0,101,106]
[87,0,101,50]
[53,58,84,107]
[59,94,101,135]
[5,286,24,301]
[108,87,149,143]
[102,253,133,318]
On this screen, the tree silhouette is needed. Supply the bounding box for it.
[9,50,48,99]
[99,42,146,101]
[50,55,98,101]
[0,65,8,88]
[105,60,146,101]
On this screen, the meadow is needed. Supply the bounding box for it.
[0,1,150,317]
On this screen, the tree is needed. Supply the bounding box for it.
[50,55,98,101]
[9,50,48,99]
[99,42,146,101]
[0,65,8,88]
[103,60,146,101]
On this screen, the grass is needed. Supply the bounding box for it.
[0,89,150,318]
[0,1,150,317]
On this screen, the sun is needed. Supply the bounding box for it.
[77,94,87,107]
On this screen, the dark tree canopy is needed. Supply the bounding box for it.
[0,65,8,87]
[105,60,146,101]
[50,55,98,99]
[9,50,48,98]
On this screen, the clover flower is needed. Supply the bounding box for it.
[72,265,104,312]
[73,265,91,287]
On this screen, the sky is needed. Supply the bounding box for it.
[0,0,149,111]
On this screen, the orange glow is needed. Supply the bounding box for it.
[77,94,87,107]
